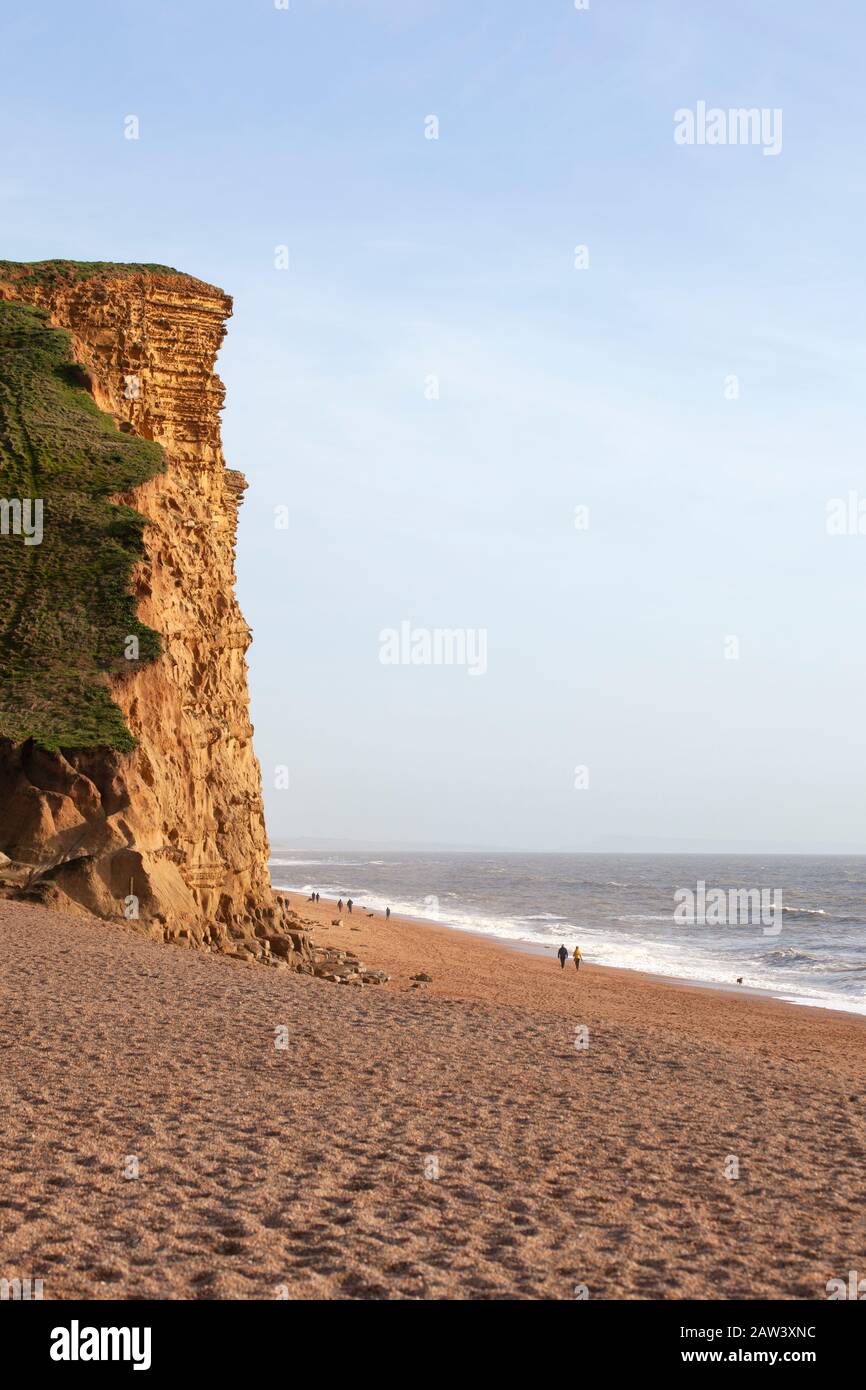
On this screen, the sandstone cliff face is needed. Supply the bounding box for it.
[0,268,285,956]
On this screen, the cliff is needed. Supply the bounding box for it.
[0,261,301,963]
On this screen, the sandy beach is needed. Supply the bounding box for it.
[1,892,864,1301]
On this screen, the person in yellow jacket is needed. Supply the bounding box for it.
[573,946,582,973]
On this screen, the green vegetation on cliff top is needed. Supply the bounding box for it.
[0,298,165,752]
[0,259,183,287]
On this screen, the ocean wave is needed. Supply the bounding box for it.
[269,875,578,945]
[764,948,820,966]
[615,913,674,923]
[780,905,830,917]
[268,858,369,867]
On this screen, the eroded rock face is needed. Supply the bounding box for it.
[0,269,280,955]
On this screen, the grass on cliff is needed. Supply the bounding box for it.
[0,259,183,288]
[0,299,165,752]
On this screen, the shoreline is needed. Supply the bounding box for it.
[277,885,863,1020]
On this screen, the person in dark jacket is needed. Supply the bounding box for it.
[557,944,568,970]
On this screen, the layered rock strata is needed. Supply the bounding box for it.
[0,265,296,963]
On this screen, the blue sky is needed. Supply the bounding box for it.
[3,0,866,850]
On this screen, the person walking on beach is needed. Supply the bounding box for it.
[557,944,568,970]
[573,945,582,972]
[386,907,391,920]
[337,898,343,913]
[347,898,353,914]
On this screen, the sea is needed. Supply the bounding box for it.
[268,851,866,1016]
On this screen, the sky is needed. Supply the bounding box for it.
[2,0,865,852]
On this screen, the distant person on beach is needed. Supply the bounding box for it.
[347,899,353,914]
[557,945,568,970]
[315,893,320,902]
[337,899,343,913]
[573,946,582,972]
[386,907,391,920]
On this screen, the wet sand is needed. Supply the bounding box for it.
[1,894,864,1300]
